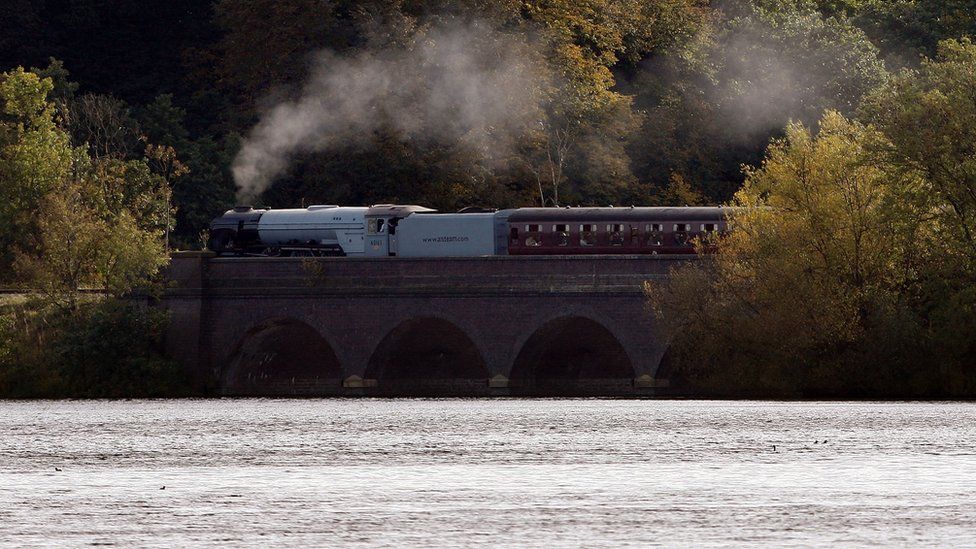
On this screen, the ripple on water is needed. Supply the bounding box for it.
[1,399,975,547]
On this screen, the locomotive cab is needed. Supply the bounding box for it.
[364,204,436,257]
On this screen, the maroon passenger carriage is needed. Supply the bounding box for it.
[506,207,729,255]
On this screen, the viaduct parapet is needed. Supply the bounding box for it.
[161,253,695,396]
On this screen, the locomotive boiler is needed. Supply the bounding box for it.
[209,205,368,256]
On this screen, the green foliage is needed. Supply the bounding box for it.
[0,300,65,398]
[0,299,188,398]
[0,66,55,125]
[212,0,711,208]
[3,0,976,225]
[0,68,78,279]
[718,4,888,127]
[51,301,187,398]
[0,314,14,367]
[862,38,976,270]
[215,0,352,109]
[0,66,178,398]
[853,0,976,67]
[136,93,236,247]
[30,58,79,106]
[859,38,976,374]
[632,0,888,203]
[0,66,172,307]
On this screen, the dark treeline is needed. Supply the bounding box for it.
[1,0,976,397]
[4,0,975,247]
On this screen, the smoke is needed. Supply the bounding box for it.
[232,21,545,202]
[710,6,888,140]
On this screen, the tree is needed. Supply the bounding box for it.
[70,93,141,160]
[11,162,169,313]
[648,112,940,397]
[14,186,103,312]
[137,94,236,248]
[862,38,976,270]
[0,67,78,279]
[860,38,976,372]
[0,66,171,306]
[521,0,709,205]
[214,0,354,120]
[215,0,712,209]
[853,0,976,67]
[632,0,889,203]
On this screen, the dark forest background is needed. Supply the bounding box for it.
[2,0,976,398]
[4,0,974,248]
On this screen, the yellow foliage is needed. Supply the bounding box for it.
[648,111,934,396]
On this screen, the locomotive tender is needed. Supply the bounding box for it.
[208,204,729,257]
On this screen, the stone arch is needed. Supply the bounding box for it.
[510,316,635,396]
[222,318,343,396]
[365,317,490,396]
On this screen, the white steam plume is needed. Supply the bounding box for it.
[232,21,544,202]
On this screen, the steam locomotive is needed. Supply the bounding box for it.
[208,204,729,257]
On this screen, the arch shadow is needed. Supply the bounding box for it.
[222,318,343,396]
[510,316,635,396]
[365,317,490,396]
[652,345,687,396]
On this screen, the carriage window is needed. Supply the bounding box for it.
[701,223,717,244]
[580,224,597,246]
[630,226,640,241]
[525,224,543,246]
[674,223,691,246]
[553,224,570,246]
[510,227,519,244]
[608,224,625,246]
[645,224,663,246]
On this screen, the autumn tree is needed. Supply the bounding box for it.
[647,112,945,397]
[0,67,172,307]
[861,38,976,371]
[0,67,77,280]
[862,38,976,270]
[12,186,167,312]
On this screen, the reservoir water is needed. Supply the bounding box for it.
[1,399,974,547]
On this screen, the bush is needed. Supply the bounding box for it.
[0,298,189,398]
[51,300,188,398]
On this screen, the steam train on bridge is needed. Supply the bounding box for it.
[208,204,729,257]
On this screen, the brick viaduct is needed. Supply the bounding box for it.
[161,252,696,397]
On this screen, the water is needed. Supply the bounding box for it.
[1,399,975,547]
